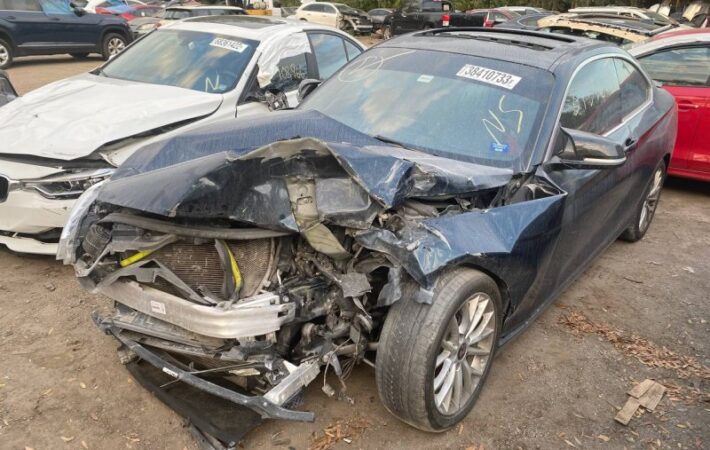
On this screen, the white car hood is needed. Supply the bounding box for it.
[0,74,223,162]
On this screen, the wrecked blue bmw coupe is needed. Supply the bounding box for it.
[59,28,676,443]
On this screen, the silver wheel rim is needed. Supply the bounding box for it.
[433,293,495,415]
[108,38,126,55]
[639,167,663,232]
[0,44,8,65]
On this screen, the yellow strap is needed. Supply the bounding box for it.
[119,249,155,267]
[224,243,243,292]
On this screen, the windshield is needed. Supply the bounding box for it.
[164,9,191,19]
[334,4,359,14]
[300,47,554,170]
[100,29,257,94]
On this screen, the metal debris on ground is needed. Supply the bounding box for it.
[559,310,710,381]
[308,415,371,450]
[615,379,666,426]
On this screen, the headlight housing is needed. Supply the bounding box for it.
[56,179,107,265]
[137,22,157,32]
[21,168,113,200]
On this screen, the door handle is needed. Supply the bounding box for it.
[50,17,60,21]
[677,101,699,111]
[624,137,638,153]
[6,15,15,19]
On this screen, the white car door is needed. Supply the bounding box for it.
[321,4,339,28]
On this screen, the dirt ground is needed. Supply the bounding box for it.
[0,55,708,450]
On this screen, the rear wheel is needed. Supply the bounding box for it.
[0,39,13,70]
[620,159,666,242]
[101,33,127,60]
[376,268,501,431]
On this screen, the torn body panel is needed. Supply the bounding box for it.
[64,117,562,431]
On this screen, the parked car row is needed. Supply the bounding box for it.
[0,0,133,69]
[0,7,706,450]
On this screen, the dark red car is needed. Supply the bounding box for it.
[630,28,710,181]
[464,7,520,27]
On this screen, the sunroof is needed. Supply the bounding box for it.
[187,15,285,28]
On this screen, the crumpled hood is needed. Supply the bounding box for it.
[0,74,223,162]
[97,110,514,230]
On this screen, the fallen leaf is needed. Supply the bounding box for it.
[81,440,89,449]
[60,436,75,442]
[79,382,87,389]
[564,439,576,448]
[598,434,610,442]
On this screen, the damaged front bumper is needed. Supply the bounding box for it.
[96,317,319,423]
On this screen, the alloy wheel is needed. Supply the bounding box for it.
[108,38,126,56]
[433,293,496,415]
[639,167,664,233]
[0,44,8,66]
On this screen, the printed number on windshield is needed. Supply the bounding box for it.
[456,65,521,90]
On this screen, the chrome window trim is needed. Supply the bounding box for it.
[545,53,654,162]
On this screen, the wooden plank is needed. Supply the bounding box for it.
[628,379,655,399]
[638,382,666,412]
[615,397,641,426]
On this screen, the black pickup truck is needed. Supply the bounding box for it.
[382,0,484,38]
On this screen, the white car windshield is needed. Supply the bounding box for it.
[99,30,258,94]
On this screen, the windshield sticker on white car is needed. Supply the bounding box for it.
[210,38,248,53]
[417,74,434,83]
[456,65,521,90]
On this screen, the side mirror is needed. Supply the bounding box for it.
[73,5,87,15]
[0,70,18,107]
[297,78,321,103]
[549,127,626,170]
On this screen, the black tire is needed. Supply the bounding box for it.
[101,33,128,60]
[70,53,90,59]
[0,38,13,70]
[620,159,666,242]
[376,268,502,432]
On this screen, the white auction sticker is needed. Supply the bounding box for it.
[456,64,521,90]
[210,37,248,53]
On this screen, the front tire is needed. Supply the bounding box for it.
[620,159,666,242]
[0,39,13,70]
[101,33,127,60]
[376,268,502,431]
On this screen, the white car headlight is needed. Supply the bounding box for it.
[137,23,157,32]
[56,179,108,265]
[21,168,113,200]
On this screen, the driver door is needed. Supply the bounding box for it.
[39,0,100,50]
[543,56,652,288]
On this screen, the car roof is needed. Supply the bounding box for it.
[381,28,610,71]
[167,14,358,42]
[629,27,710,55]
[167,5,244,10]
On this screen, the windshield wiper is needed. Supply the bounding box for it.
[373,134,412,149]
[373,135,441,157]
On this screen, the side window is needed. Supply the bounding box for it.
[324,4,336,14]
[404,0,418,13]
[310,33,348,79]
[344,39,362,60]
[638,46,710,87]
[40,0,73,14]
[268,53,309,92]
[4,0,42,11]
[614,58,650,118]
[561,58,623,135]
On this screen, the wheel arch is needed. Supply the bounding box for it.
[454,262,512,320]
[101,26,132,44]
[0,28,15,49]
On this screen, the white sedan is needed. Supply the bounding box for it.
[0,15,365,254]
